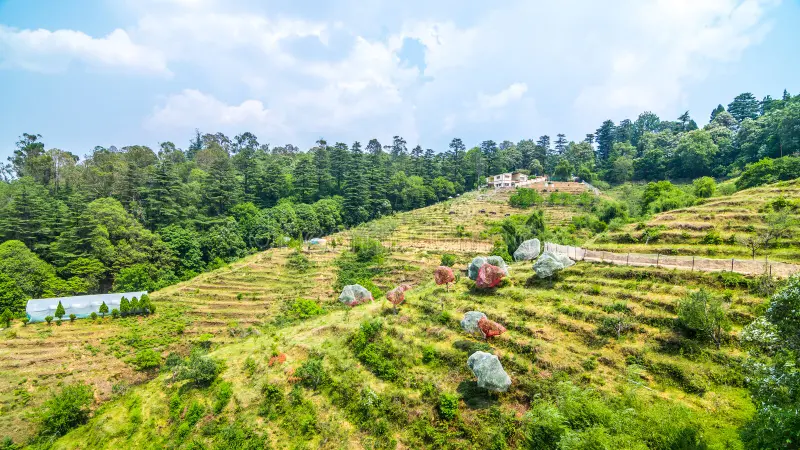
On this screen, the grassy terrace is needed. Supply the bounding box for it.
[49,261,763,449]
[588,179,800,262]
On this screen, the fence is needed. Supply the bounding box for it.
[544,242,800,278]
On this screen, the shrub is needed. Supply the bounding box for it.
[737,156,800,190]
[351,237,385,263]
[509,188,544,208]
[98,301,108,318]
[69,314,76,322]
[692,176,716,198]
[295,354,329,390]
[286,250,312,272]
[700,229,723,245]
[524,402,566,450]
[45,316,53,325]
[131,349,162,371]
[348,319,403,381]
[89,312,98,320]
[214,382,233,414]
[39,383,94,438]
[490,239,513,263]
[440,254,456,267]
[438,393,459,420]
[421,345,437,364]
[177,352,224,386]
[282,298,324,322]
[677,289,731,349]
[111,309,120,319]
[1,308,11,327]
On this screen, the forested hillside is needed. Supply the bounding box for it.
[1,91,798,317]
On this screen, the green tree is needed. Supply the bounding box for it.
[1,308,12,327]
[692,176,716,198]
[677,289,730,349]
[710,104,725,122]
[671,130,718,178]
[119,296,130,316]
[45,315,53,325]
[292,153,316,203]
[0,272,27,315]
[342,141,369,226]
[727,92,759,122]
[111,309,120,319]
[99,301,109,318]
[131,349,162,371]
[553,159,573,181]
[595,120,616,163]
[40,383,94,437]
[55,301,65,321]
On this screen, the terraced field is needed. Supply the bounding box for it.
[588,179,800,262]
[2,182,787,449]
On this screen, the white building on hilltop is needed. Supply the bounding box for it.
[486,172,529,189]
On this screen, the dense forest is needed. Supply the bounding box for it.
[1,90,798,314]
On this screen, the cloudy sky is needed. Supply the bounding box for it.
[1,0,798,159]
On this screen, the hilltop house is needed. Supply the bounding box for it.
[486,172,529,189]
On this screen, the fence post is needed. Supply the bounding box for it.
[691,256,695,272]
[656,253,660,268]
[731,258,734,272]
[626,253,630,266]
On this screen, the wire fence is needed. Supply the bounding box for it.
[544,242,800,278]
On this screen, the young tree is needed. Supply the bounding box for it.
[55,301,65,321]
[119,296,131,316]
[692,176,716,198]
[130,296,140,315]
[1,308,12,327]
[45,315,53,325]
[99,301,109,318]
[677,289,731,349]
[69,313,76,322]
[111,309,120,319]
[40,383,94,437]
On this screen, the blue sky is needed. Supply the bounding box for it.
[1,0,799,160]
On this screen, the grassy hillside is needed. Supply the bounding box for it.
[589,179,800,262]
[0,183,788,449]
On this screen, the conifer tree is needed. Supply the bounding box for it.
[119,296,130,316]
[99,301,108,318]
[342,142,368,226]
[55,301,65,320]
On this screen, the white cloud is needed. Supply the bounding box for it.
[147,89,286,133]
[477,83,528,110]
[0,26,168,75]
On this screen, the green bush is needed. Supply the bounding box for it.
[351,237,386,263]
[438,393,459,420]
[677,289,731,348]
[692,176,716,198]
[509,188,544,208]
[282,298,325,322]
[295,354,329,390]
[89,312,98,320]
[737,156,800,190]
[214,381,233,414]
[131,349,162,371]
[177,352,224,386]
[111,309,120,319]
[39,383,94,438]
[45,315,53,325]
[68,314,76,322]
[700,229,723,245]
[348,319,403,381]
[286,250,312,272]
[440,254,456,267]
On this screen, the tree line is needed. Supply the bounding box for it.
[1,89,798,313]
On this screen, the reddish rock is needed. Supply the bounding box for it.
[434,266,455,285]
[478,317,507,339]
[476,264,505,289]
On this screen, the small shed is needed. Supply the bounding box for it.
[25,291,147,323]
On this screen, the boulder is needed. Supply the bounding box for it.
[532,251,574,278]
[476,264,505,289]
[338,284,373,306]
[467,257,488,280]
[486,256,509,275]
[478,317,507,339]
[513,239,541,261]
[461,311,487,336]
[467,351,512,392]
[434,266,455,285]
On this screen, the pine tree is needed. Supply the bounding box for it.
[342,142,368,226]
[142,158,182,229]
[554,134,568,155]
[99,301,108,318]
[584,134,594,145]
[710,104,725,122]
[292,154,316,203]
[120,296,130,316]
[329,142,350,195]
[130,296,140,315]
[311,145,333,200]
[232,132,260,202]
[410,145,424,177]
[595,120,616,163]
[480,140,498,175]
[187,129,203,160]
[55,301,65,320]
[447,138,466,188]
[727,93,759,122]
[365,139,390,217]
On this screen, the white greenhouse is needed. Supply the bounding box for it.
[25,291,147,323]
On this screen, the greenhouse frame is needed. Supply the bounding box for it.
[25,291,147,323]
